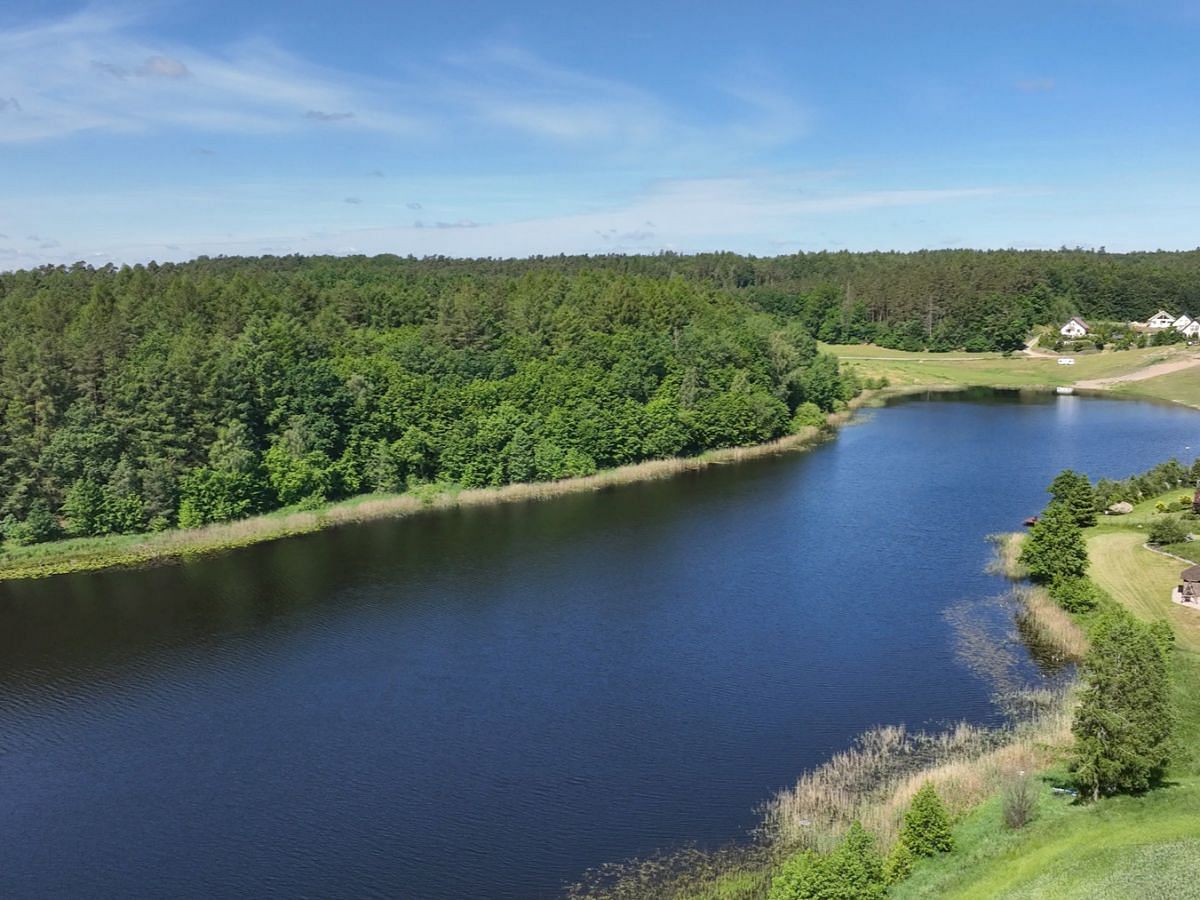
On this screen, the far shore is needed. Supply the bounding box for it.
[2,364,1196,584]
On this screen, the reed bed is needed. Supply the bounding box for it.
[761,704,1072,855]
[1013,585,1090,662]
[987,531,1029,579]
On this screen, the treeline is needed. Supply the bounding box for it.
[109,248,1200,350]
[0,258,863,546]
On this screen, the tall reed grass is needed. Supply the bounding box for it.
[1012,585,1090,662]
[987,532,1029,579]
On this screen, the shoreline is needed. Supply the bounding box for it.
[1,420,843,583]
[0,378,1182,584]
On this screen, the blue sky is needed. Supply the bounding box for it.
[2,0,1199,267]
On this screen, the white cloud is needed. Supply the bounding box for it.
[0,7,427,142]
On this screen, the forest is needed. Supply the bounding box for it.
[0,255,856,545]
[2,247,1198,546]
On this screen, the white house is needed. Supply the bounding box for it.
[1181,320,1200,339]
[1173,314,1194,331]
[1060,317,1089,338]
[1147,309,1177,330]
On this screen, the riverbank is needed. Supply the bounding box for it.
[892,491,1200,897]
[583,485,1200,899]
[1,423,844,582]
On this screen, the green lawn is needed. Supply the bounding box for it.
[893,778,1200,899]
[1116,367,1200,408]
[821,344,1195,402]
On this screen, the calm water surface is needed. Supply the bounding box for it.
[0,391,1197,898]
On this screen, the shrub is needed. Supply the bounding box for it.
[823,822,885,899]
[899,783,953,857]
[5,500,62,546]
[1002,773,1037,829]
[1049,576,1101,612]
[790,401,827,431]
[1149,516,1190,545]
[768,822,886,900]
[768,851,831,900]
[882,839,914,885]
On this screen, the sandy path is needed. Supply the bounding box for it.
[1074,353,1200,388]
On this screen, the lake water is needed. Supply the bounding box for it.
[0,391,1196,898]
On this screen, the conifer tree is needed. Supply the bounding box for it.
[899,783,953,857]
[1071,612,1174,800]
[1047,469,1097,527]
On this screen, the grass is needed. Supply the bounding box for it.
[987,532,1028,579]
[1115,366,1200,407]
[0,425,831,582]
[822,343,1197,402]
[892,776,1200,899]
[1012,585,1090,663]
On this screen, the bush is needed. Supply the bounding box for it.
[4,500,62,546]
[1049,576,1101,612]
[767,822,885,900]
[899,783,953,857]
[1002,773,1037,829]
[790,401,827,431]
[883,839,914,885]
[1149,516,1190,545]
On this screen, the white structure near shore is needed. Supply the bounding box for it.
[1060,317,1089,338]
[1147,309,1177,330]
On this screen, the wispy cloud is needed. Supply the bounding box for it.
[0,7,426,142]
[1015,77,1056,93]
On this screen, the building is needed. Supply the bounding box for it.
[1147,309,1177,330]
[1180,319,1200,340]
[1059,317,1089,338]
[1175,565,1200,607]
[1172,314,1194,331]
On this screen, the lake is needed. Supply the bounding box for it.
[0,391,1196,898]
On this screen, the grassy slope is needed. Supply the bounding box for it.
[897,493,1200,899]
[1116,367,1200,408]
[822,343,1197,398]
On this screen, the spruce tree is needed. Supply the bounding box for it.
[1071,613,1174,800]
[1047,469,1097,527]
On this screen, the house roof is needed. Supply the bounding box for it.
[1066,317,1089,328]
[1182,565,1200,583]
[1152,309,1176,319]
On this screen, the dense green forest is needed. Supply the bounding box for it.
[2,247,1199,545]
[0,255,857,544]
